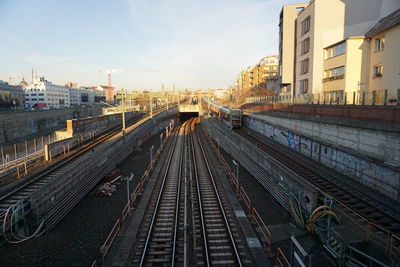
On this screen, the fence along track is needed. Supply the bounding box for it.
[190,119,243,266]
[133,121,188,266]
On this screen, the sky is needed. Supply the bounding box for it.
[0,0,302,91]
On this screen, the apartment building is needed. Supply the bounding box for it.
[237,56,279,99]
[365,8,400,105]
[278,2,308,99]
[322,37,368,104]
[280,0,400,101]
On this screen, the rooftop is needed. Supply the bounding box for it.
[365,8,400,37]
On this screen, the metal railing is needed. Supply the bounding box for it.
[244,88,400,106]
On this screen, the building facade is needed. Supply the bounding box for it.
[68,87,81,106]
[25,77,70,108]
[0,81,25,108]
[278,2,309,99]
[280,0,400,102]
[237,56,279,99]
[322,37,368,104]
[365,8,400,105]
[97,85,115,102]
[93,87,106,102]
[79,87,95,104]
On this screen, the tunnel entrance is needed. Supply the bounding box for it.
[179,112,198,122]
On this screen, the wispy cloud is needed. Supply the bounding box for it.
[120,0,280,89]
[1,0,288,90]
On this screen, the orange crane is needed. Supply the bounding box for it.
[97,69,160,87]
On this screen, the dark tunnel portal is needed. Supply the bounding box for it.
[180,112,198,122]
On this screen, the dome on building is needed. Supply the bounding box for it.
[19,78,28,87]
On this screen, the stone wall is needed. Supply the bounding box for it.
[0,106,102,144]
[244,113,400,201]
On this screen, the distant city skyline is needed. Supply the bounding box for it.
[0,0,301,90]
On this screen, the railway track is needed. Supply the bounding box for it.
[0,114,144,233]
[130,118,251,266]
[131,120,187,265]
[190,119,247,266]
[236,128,400,237]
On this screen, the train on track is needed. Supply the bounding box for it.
[202,98,242,128]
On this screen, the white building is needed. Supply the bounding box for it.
[68,87,81,106]
[25,77,70,108]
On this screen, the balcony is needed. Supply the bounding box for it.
[323,74,344,83]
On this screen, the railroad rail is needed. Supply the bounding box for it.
[190,119,245,266]
[0,114,146,240]
[129,118,252,266]
[131,121,186,265]
[236,127,400,259]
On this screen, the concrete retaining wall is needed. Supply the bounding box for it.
[30,108,178,229]
[201,117,321,216]
[244,114,400,201]
[0,106,103,144]
[241,103,400,125]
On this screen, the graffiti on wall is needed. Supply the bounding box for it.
[287,131,300,152]
[244,116,399,200]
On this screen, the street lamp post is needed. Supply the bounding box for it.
[122,89,126,135]
[125,172,134,207]
[150,145,154,162]
[230,89,233,131]
[150,93,153,118]
[232,159,239,192]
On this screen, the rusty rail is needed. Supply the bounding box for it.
[275,247,291,267]
[100,219,121,258]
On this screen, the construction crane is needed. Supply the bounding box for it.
[97,69,159,87]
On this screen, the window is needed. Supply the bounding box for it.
[39,98,45,101]
[375,37,384,51]
[325,42,346,59]
[38,93,44,96]
[300,58,309,74]
[323,66,345,82]
[299,79,309,94]
[31,93,37,96]
[373,64,383,77]
[31,98,37,101]
[301,38,310,55]
[301,16,310,36]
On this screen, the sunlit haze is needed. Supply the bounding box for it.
[0,0,301,91]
